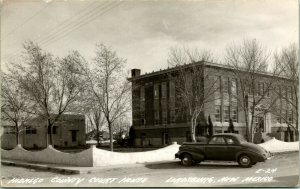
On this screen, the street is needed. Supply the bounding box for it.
[1,152,299,187]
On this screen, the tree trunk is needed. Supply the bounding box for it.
[15,123,19,145]
[190,118,196,142]
[108,122,113,151]
[96,124,100,147]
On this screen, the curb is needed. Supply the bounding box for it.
[1,161,80,175]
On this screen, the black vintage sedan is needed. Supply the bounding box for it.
[175,133,273,168]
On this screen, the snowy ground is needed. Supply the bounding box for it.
[258,138,299,153]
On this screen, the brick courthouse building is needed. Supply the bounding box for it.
[128,61,297,146]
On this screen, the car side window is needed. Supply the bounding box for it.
[209,137,226,144]
[225,137,236,145]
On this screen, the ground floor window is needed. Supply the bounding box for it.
[154,110,159,125]
[255,117,264,132]
[4,126,16,134]
[215,105,221,122]
[26,127,37,134]
[162,111,167,124]
[231,107,238,122]
[71,130,77,142]
[223,106,230,122]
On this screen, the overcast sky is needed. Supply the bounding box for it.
[1,0,298,74]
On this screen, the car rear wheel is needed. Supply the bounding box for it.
[238,154,252,168]
[193,160,201,164]
[181,154,193,166]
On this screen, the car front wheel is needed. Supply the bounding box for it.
[238,154,252,168]
[181,154,193,166]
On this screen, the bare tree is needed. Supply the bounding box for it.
[167,46,217,142]
[85,44,131,151]
[1,73,35,145]
[225,39,280,142]
[82,94,105,146]
[272,43,299,140]
[11,41,87,146]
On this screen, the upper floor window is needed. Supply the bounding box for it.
[140,86,145,102]
[223,77,229,93]
[169,81,175,98]
[154,84,159,99]
[231,78,237,96]
[257,82,263,96]
[161,82,167,98]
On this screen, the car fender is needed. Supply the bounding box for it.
[235,150,264,162]
[177,151,205,161]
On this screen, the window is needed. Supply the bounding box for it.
[231,79,237,96]
[225,137,236,145]
[276,116,281,123]
[214,77,221,105]
[4,126,16,134]
[154,111,159,125]
[223,106,230,122]
[161,82,167,98]
[209,137,226,144]
[215,105,221,122]
[71,130,77,142]
[223,77,229,93]
[264,83,270,97]
[169,81,175,98]
[141,112,145,125]
[162,111,167,124]
[53,126,58,134]
[26,127,37,134]
[257,82,263,96]
[232,107,238,122]
[288,111,293,124]
[255,117,264,132]
[154,84,159,99]
[140,86,145,102]
[170,110,176,123]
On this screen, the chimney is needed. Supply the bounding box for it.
[131,69,141,77]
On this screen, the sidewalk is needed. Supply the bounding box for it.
[1,159,160,175]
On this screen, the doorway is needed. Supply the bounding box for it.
[162,132,169,145]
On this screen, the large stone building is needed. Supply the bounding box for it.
[128,61,297,146]
[1,114,86,149]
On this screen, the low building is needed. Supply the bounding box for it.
[1,114,86,149]
[128,61,298,146]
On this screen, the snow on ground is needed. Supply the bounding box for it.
[93,142,180,166]
[258,138,299,153]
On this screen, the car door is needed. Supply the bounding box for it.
[224,136,242,161]
[205,136,227,160]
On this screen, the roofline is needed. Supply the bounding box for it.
[128,61,291,81]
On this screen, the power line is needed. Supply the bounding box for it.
[33,1,105,45]
[42,1,123,48]
[4,2,51,37]
[5,0,102,61]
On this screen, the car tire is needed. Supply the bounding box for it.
[193,160,201,164]
[181,153,193,166]
[238,154,252,168]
